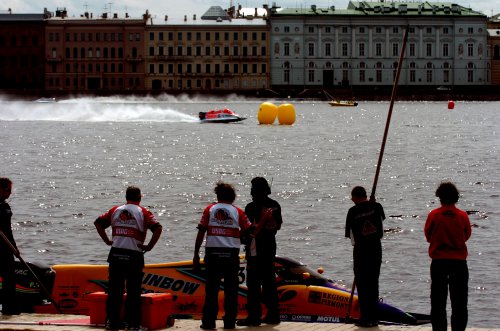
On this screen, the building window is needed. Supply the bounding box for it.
[467,43,473,57]
[467,63,474,82]
[325,43,331,57]
[342,43,348,57]
[284,26,290,33]
[409,43,415,57]
[392,43,399,57]
[426,63,433,82]
[284,43,290,56]
[426,43,432,57]
[325,27,331,33]
[308,43,314,56]
[376,43,382,57]
[409,62,416,82]
[443,43,449,57]
[443,27,449,34]
[359,43,365,57]
[308,26,314,33]
[376,62,383,82]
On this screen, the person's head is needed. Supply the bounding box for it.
[351,186,367,204]
[0,177,13,201]
[435,182,459,205]
[125,186,142,203]
[214,182,236,203]
[250,177,271,200]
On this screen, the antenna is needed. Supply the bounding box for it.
[108,2,113,14]
[83,2,88,11]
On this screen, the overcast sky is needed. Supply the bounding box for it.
[3,0,497,19]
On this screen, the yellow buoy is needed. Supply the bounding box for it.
[257,102,278,125]
[277,103,296,125]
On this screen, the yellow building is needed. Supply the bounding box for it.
[144,6,270,94]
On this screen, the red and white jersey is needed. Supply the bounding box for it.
[198,202,251,249]
[99,202,159,252]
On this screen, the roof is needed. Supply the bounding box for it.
[273,1,486,17]
[0,13,45,21]
[201,6,230,20]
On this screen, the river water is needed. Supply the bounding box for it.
[0,96,498,327]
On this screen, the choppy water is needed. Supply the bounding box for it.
[0,96,498,327]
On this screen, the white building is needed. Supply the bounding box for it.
[270,1,489,90]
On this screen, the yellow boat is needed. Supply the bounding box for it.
[9,256,429,325]
[329,100,358,107]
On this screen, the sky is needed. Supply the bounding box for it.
[2,0,498,19]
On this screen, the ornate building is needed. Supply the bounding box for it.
[269,1,489,91]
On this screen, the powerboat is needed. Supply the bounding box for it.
[199,108,246,123]
[35,97,57,103]
[10,256,430,325]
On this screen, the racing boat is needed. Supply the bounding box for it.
[199,108,246,123]
[7,256,429,325]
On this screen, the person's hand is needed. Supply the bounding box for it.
[105,238,113,246]
[193,255,200,271]
[137,243,151,252]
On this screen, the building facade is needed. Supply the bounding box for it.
[44,9,146,93]
[0,11,46,91]
[270,1,489,90]
[488,14,500,85]
[144,6,270,94]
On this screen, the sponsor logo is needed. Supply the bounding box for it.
[291,315,312,322]
[308,290,349,309]
[316,316,340,323]
[143,273,200,294]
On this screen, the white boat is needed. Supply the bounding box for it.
[35,97,57,103]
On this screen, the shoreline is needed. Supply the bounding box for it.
[1,85,499,102]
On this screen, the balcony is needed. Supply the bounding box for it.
[126,56,144,62]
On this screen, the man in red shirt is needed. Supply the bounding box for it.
[424,182,471,331]
[193,182,252,330]
[95,186,162,331]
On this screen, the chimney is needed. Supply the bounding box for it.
[255,8,258,16]
[113,13,118,18]
[193,14,196,20]
[164,15,168,21]
[184,15,187,21]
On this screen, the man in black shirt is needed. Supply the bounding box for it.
[345,186,385,327]
[238,177,282,326]
[0,177,20,315]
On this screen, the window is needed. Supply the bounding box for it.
[325,43,332,57]
[376,62,383,82]
[342,43,348,57]
[308,43,314,56]
[149,64,154,74]
[359,43,365,57]
[342,26,348,33]
[426,43,432,57]
[443,27,449,34]
[284,26,290,33]
[376,27,382,34]
[392,43,399,57]
[308,26,314,33]
[325,27,331,33]
[426,62,433,82]
[409,62,416,82]
[467,63,474,82]
[443,44,449,57]
[376,43,382,57]
[409,43,415,57]
[284,43,290,56]
[308,62,315,82]
[359,62,366,82]
[467,43,473,57]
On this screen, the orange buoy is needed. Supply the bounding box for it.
[448,100,455,110]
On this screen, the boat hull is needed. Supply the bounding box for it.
[6,256,429,325]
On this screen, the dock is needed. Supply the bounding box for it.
[0,314,496,331]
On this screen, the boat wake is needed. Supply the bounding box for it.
[0,98,199,123]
